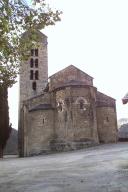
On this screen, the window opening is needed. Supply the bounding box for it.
[35,49,38,56]
[35,70,39,80]
[30,70,33,80]
[30,58,34,68]
[32,81,36,90]
[80,100,84,109]
[35,59,38,68]
[106,117,109,122]
[31,49,34,56]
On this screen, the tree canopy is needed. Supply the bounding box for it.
[0,0,62,157]
[0,0,62,87]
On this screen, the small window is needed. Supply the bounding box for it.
[30,70,33,80]
[31,49,34,56]
[30,58,34,68]
[35,70,39,80]
[35,59,38,68]
[35,49,38,56]
[80,100,84,109]
[106,117,109,122]
[32,82,36,90]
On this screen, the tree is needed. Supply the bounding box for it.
[0,0,62,157]
[0,85,11,157]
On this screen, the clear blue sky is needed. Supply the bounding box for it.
[8,0,128,129]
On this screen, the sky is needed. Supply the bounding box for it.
[8,0,128,129]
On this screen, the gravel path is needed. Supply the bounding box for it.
[1,143,128,192]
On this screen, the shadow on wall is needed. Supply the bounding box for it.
[4,128,18,155]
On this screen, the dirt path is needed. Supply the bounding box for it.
[0,143,128,192]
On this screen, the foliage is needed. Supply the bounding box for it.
[0,0,62,157]
[0,0,62,87]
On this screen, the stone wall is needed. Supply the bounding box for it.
[96,107,118,143]
[54,85,99,144]
[19,32,48,108]
[19,84,118,156]
[96,92,115,107]
[19,61,118,156]
[27,92,52,110]
[49,65,93,91]
[24,109,54,156]
[96,91,118,143]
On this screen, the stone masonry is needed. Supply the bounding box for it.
[18,31,118,157]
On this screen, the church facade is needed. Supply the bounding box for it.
[18,31,118,157]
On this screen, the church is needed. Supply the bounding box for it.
[18,31,118,157]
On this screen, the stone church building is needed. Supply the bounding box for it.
[18,31,118,157]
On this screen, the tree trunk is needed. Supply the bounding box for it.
[0,84,11,158]
[0,146,3,158]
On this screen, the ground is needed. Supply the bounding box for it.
[1,143,128,192]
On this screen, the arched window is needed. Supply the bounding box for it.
[30,58,34,68]
[35,70,39,80]
[30,70,33,80]
[79,100,84,109]
[35,49,38,56]
[35,59,38,68]
[106,117,109,122]
[31,49,34,56]
[75,97,88,105]
[31,48,38,56]
[32,81,36,90]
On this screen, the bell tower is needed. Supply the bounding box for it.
[18,30,48,157]
[19,30,48,107]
